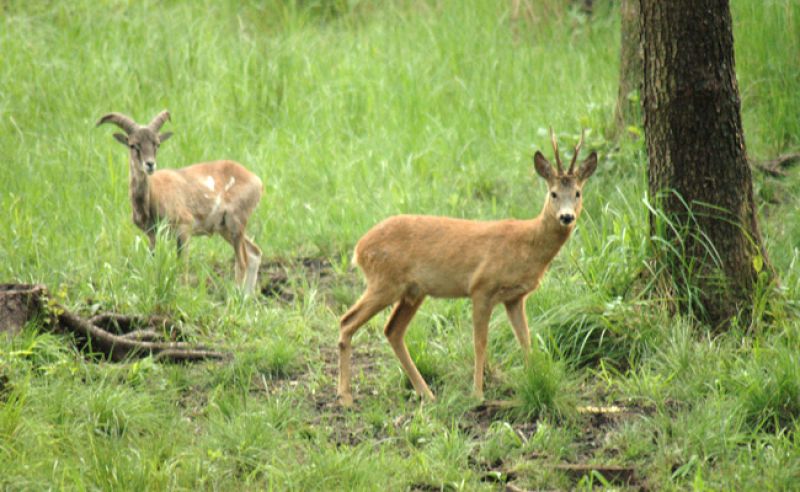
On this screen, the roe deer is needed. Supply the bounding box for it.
[96,110,263,294]
[337,130,598,406]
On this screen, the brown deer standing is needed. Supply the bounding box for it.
[337,130,598,406]
[96,111,263,294]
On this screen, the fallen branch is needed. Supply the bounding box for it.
[577,405,628,414]
[89,312,181,343]
[1,283,228,362]
[479,399,517,410]
[58,307,228,362]
[505,483,532,492]
[118,328,166,342]
[152,348,229,362]
[89,312,172,332]
[753,153,800,177]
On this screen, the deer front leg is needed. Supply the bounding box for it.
[176,226,191,283]
[471,295,495,400]
[504,296,531,363]
[176,231,190,257]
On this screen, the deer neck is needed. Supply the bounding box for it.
[529,206,574,259]
[129,158,153,231]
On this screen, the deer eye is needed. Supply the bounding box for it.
[551,192,557,199]
[576,191,581,198]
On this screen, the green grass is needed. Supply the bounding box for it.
[509,348,581,421]
[1,0,799,489]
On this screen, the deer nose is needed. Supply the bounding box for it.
[145,161,156,174]
[559,214,575,225]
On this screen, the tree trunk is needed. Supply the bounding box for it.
[640,0,770,326]
[0,284,49,335]
[614,0,642,133]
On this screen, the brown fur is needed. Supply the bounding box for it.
[337,133,598,406]
[97,111,264,293]
[145,161,262,239]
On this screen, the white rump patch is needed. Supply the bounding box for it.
[203,176,215,191]
[224,176,236,191]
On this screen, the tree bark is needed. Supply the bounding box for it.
[640,0,770,326]
[0,284,48,335]
[614,0,642,133]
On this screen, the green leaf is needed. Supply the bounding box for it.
[753,254,763,273]
[626,125,643,137]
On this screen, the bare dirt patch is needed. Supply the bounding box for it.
[258,256,361,307]
[461,400,648,490]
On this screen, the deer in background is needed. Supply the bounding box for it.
[96,110,263,294]
[337,130,598,406]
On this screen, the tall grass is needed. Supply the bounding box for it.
[1,0,799,490]
[0,0,618,288]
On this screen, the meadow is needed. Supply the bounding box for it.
[1,0,799,489]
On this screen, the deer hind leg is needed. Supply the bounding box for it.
[220,212,249,291]
[504,296,531,363]
[221,223,248,291]
[471,294,496,400]
[147,229,157,253]
[384,296,433,401]
[231,235,248,288]
[242,236,261,294]
[338,288,394,406]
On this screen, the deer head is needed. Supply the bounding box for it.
[533,129,598,227]
[96,111,174,176]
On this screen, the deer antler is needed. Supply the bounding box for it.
[549,127,563,174]
[568,129,585,175]
[96,113,138,134]
[148,110,170,132]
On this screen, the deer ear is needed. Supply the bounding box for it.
[533,151,554,181]
[159,132,173,143]
[577,152,598,181]
[113,133,129,146]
